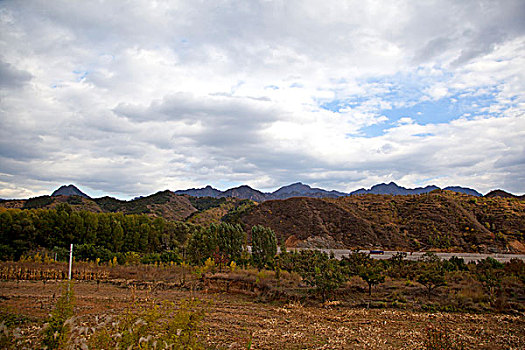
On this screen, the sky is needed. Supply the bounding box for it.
[1,0,524,199]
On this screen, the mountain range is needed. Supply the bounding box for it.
[175,181,484,201]
[1,183,524,253]
[1,182,522,204]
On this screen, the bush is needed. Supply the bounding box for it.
[140,251,181,265]
[294,250,348,301]
[74,244,113,263]
[89,299,206,349]
[42,282,75,349]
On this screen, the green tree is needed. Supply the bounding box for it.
[296,250,348,301]
[359,262,385,296]
[187,227,216,265]
[342,249,371,276]
[213,223,246,270]
[475,257,504,302]
[251,225,277,270]
[112,221,124,252]
[417,262,446,299]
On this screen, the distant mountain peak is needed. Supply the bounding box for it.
[273,182,311,193]
[51,184,90,198]
[173,185,222,198]
[233,185,256,190]
[351,183,439,196]
[222,185,267,202]
[271,182,345,199]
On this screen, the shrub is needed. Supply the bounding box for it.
[89,299,206,349]
[74,244,113,263]
[42,281,75,349]
[140,251,182,265]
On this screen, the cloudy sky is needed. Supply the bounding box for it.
[1,0,524,199]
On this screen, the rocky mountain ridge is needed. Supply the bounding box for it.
[175,181,486,201]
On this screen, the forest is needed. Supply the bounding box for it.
[0,204,196,263]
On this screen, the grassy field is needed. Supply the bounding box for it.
[0,261,524,349]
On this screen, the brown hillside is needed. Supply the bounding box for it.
[187,198,238,225]
[0,200,25,209]
[238,192,525,253]
[94,191,197,221]
[485,189,525,200]
[240,197,375,249]
[0,195,104,212]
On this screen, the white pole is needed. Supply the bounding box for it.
[68,244,73,280]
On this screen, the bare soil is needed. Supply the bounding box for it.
[1,279,524,349]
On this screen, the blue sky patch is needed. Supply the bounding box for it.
[322,75,507,138]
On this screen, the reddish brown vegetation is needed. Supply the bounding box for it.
[239,191,525,252]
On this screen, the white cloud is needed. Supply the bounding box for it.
[0,0,524,198]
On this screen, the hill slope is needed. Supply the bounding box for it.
[0,191,198,221]
[485,189,525,200]
[236,191,525,253]
[93,190,197,221]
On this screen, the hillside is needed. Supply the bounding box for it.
[485,189,525,200]
[94,190,197,221]
[236,191,525,253]
[0,191,198,222]
[186,197,253,225]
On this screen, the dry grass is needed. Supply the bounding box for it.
[1,260,524,349]
[1,280,524,349]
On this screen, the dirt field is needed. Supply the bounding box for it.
[1,279,524,349]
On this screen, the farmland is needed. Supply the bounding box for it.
[1,260,524,349]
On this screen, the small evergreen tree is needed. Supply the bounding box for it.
[42,282,75,349]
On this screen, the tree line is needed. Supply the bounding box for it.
[1,204,198,262]
[0,205,278,268]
